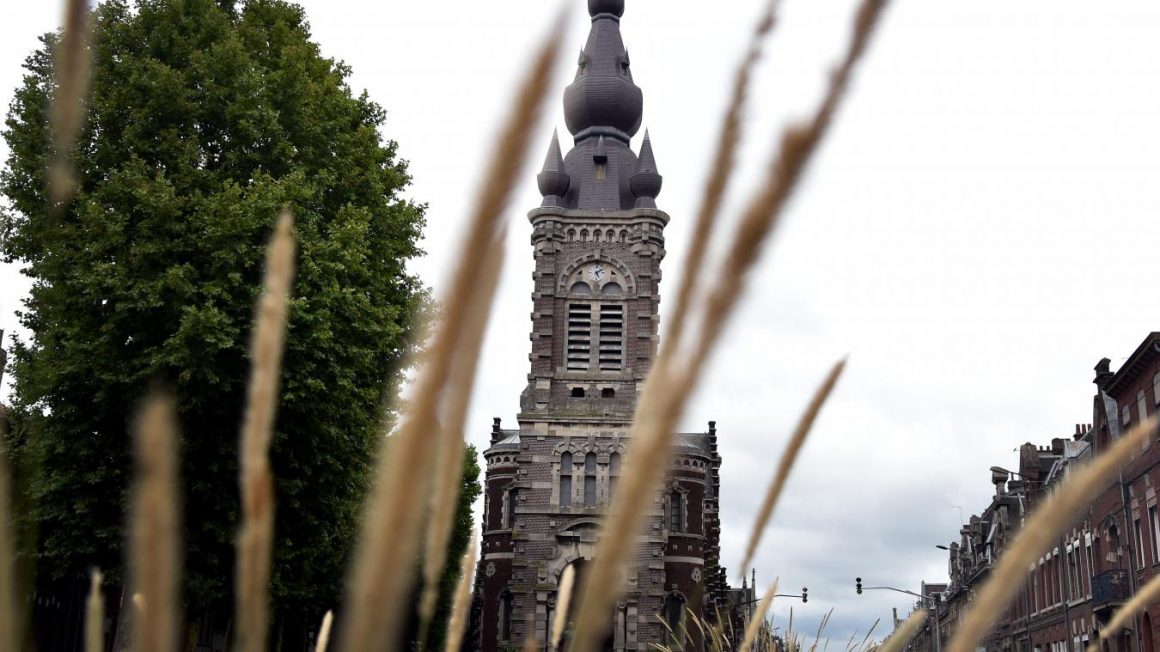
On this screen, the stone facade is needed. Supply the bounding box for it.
[467,2,735,650]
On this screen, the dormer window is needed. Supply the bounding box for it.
[618,52,631,77]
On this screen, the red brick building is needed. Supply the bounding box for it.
[912,332,1160,652]
[1088,332,1160,652]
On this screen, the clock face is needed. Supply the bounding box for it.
[588,264,605,281]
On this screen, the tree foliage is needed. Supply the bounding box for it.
[410,444,483,652]
[0,0,427,620]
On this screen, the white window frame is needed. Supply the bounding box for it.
[1136,517,1147,569]
[1151,505,1160,566]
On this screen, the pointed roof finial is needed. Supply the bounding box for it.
[629,129,662,208]
[537,128,571,206]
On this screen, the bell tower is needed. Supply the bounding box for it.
[519,0,667,425]
[473,3,730,650]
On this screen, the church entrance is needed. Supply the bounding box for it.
[556,559,616,652]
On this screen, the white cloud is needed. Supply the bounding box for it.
[3,0,1159,643]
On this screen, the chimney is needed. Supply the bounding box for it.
[491,417,502,443]
[991,466,1009,495]
[1094,358,1114,389]
[1051,438,1065,455]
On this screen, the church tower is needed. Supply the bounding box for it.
[473,2,729,649]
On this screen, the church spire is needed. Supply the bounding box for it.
[563,0,643,145]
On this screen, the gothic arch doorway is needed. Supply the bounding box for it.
[555,559,616,652]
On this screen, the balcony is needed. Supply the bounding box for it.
[1091,569,1130,611]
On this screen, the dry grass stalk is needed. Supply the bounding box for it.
[659,0,780,362]
[551,563,577,649]
[48,0,93,206]
[570,3,890,649]
[420,224,507,641]
[687,0,891,375]
[0,439,17,652]
[947,415,1158,652]
[315,611,334,652]
[856,619,880,652]
[1086,572,1160,652]
[129,393,181,652]
[234,211,296,652]
[739,578,778,652]
[878,610,926,652]
[740,358,846,575]
[444,535,478,652]
[338,8,568,651]
[86,569,104,652]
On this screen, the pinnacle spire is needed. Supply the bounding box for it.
[629,129,662,208]
[537,128,571,206]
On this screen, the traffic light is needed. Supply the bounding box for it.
[801,587,808,603]
[856,577,862,595]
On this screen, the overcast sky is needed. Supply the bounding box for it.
[4,0,1160,643]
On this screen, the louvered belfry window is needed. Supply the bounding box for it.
[567,303,593,370]
[567,301,624,372]
[598,304,624,371]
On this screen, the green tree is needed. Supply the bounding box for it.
[405,444,483,652]
[0,0,427,627]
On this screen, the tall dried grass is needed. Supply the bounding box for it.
[551,563,577,650]
[315,611,334,652]
[740,358,846,576]
[1087,572,1160,652]
[235,211,297,652]
[128,394,181,652]
[569,1,891,649]
[878,610,927,652]
[23,1,1149,652]
[86,569,104,652]
[337,6,569,651]
[48,0,92,207]
[739,579,778,652]
[659,0,780,363]
[444,536,478,652]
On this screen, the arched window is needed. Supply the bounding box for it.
[601,387,615,398]
[570,387,586,398]
[601,281,622,296]
[560,452,573,507]
[499,589,514,641]
[663,593,686,648]
[570,281,592,295]
[506,488,518,529]
[584,453,597,506]
[609,452,621,500]
[668,490,684,532]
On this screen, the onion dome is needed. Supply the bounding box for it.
[588,0,624,17]
[536,129,571,206]
[629,130,662,208]
[563,1,643,143]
